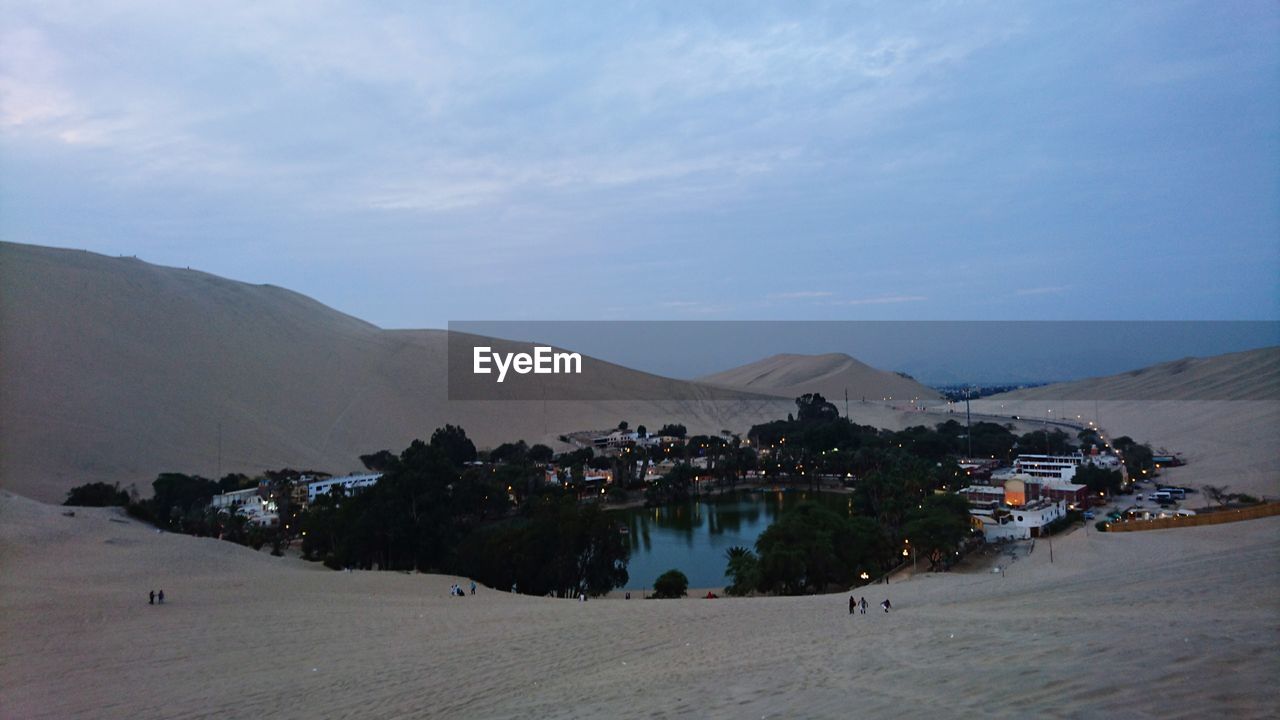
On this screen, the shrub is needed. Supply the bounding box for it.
[653,569,688,598]
[1094,521,1109,532]
[64,482,129,507]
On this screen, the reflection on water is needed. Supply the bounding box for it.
[612,491,852,590]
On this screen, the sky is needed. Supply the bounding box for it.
[2,1,1278,330]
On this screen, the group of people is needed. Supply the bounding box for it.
[450,581,476,597]
[848,596,891,614]
[147,590,165,605]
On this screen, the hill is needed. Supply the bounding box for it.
[699,352,941,406]
[0,242,794,502]
[993,346,1280,401]
[3,489,1276,718]
[976,347,1280,497]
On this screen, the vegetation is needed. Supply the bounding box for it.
[1074,465,1123,496]
[723,546,760,596]
[749,502,886,595]
[1202,485,1262,507]
[652,569,689,598]
[1111,436,1155,478]
[902,494,972,571]
[64,482,130,507]
[297,428,629,596]
[1017,427,1073,455]
[656,423,687,438]
[456,498,629,598]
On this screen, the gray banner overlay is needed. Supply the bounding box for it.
[447,321,1278,401]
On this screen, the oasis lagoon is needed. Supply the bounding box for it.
[612,490,856,591]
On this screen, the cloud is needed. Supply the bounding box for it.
[1015,286,1069,296]
[830,295,928,306]
[767,291,835,300]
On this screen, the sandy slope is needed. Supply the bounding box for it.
[2,490,1277,719]
[699,352,942,405]
[0,243,795,502]
[1,243,953,503]
[995,347,1280,401]
[968,349,1280,498]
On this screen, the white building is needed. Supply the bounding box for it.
[1013,453,1086,482]
[967,495,1067,541]
[210,487,278,526]
[210,487,260,511]
[307,473,383,503]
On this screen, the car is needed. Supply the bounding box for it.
[1084,511,1096,520]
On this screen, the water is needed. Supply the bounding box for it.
[611,490,855,591]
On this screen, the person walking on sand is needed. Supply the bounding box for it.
[470,581,476,596]
[881,598,891,613]
[860,597,867,614]
[158,590,165,605]
[849,595,855,614]
[149,590,155,605]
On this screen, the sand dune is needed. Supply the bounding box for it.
[996,346,1280,401]
[0,243,806,502]
[968,348,1280,498]
[3,243,955,503]
[2,489,1276,719]
[699,352,941,406]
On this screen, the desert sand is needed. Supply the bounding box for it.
[0,242,943,503]
[2,489,1277,719]
[699,352,941,405]
[964,348,1280,498]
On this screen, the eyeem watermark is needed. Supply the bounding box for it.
[473,346,582,383]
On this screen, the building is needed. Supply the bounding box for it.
[987,469,1092,509]
[960,485,1005,505]
[307,473,383,503]
[210,487,261,511]
[1013,453,1086,482]
[210,487,278,526]
[966,494,1067,541]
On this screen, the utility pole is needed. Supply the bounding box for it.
[965,387,973,459]
[844,388,849,419]
[217,422,223,479]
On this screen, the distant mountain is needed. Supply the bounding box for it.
[698,353,942,406]
[0,242,792,502]
[991,347,1280,401]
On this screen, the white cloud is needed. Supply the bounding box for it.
[1015,286,1069,296]
[769,291,834,300]
[831,295,928,306]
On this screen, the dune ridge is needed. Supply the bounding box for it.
[2,489,1277,718]
[996,346,1280,401]
[0,243,930,502]
[699,352,941,405]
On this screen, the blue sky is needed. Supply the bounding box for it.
[2,1,1277,328]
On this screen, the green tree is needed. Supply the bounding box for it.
[903,494,971,572]
[528,444,554,464]
[657,423,687,439]
[653,569,689,598]
[796,393,840,422]
[1074,465,1122,496]
[64,482,128,507]
[755,502,886,594]
[359,450,397,472]
[430,425,477,467]
[723,546,760,596]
